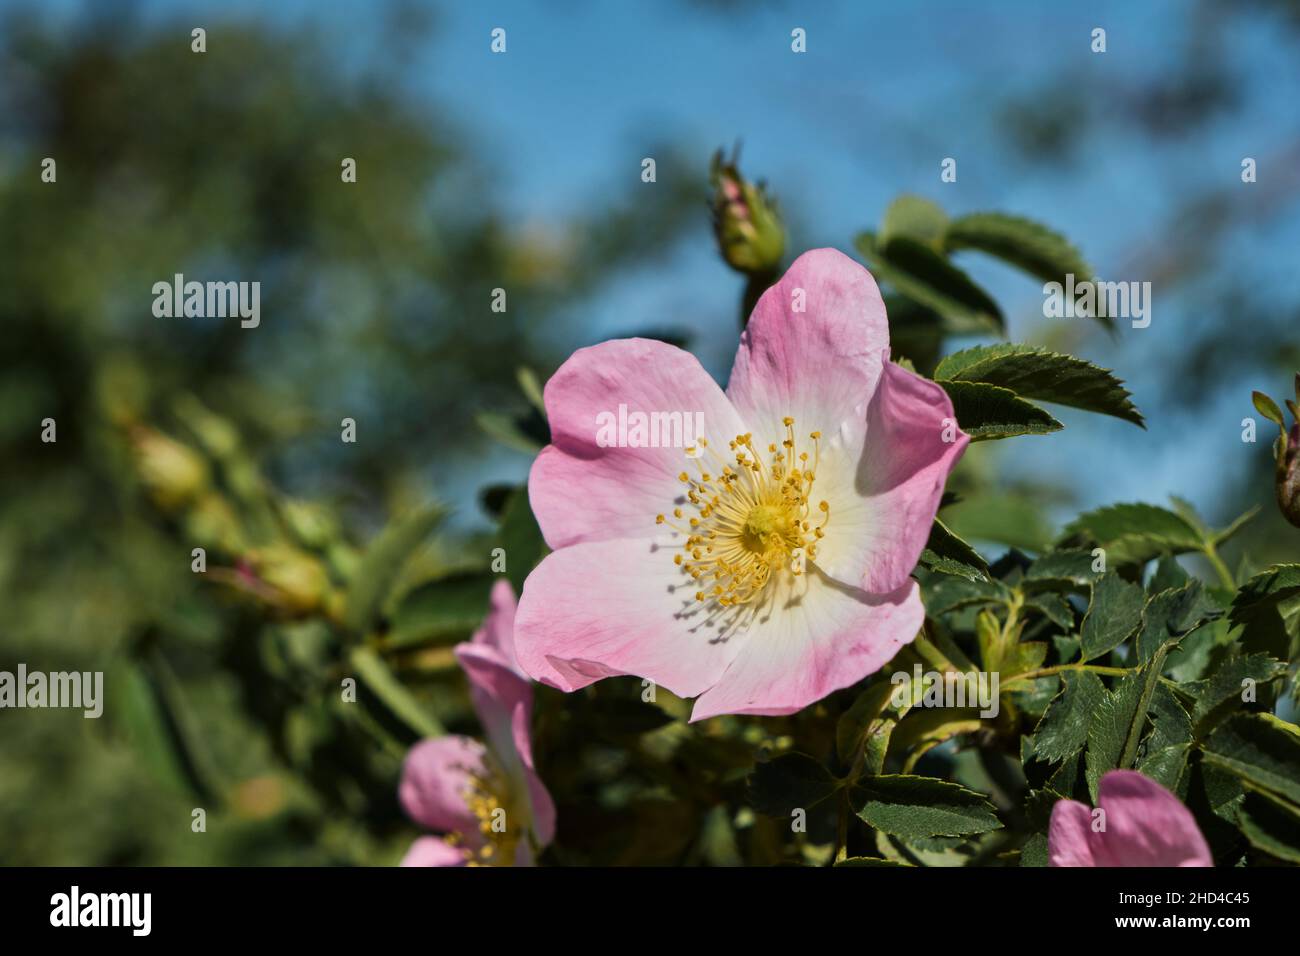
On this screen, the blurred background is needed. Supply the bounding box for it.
[2,0,1298,864]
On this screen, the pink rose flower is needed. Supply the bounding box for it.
[399,580,556,866]
[1048,770,1213,867]
[514,248,968,720]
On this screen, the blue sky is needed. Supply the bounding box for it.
[28,0,1300,532]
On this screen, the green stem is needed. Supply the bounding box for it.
[1001,663,1129,688]
[1203,545,1236,590]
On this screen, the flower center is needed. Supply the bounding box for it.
[449,757,524,867]
[657,417,829,609]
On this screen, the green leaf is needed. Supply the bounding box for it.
[1201,713,1300,804]
[475,409,544,454]
[925,574,1013,616]
[1024,592,1074,629]
[384,570,497,649]
[879,194,949,249]
[918,517,989,581]
[1138,743,1191,792]
[851,775,1001,839]
[1211,505,1260,548]
[855,232,1004,334]
[1230,564,1300,626]
[347,645,445,739]
[1237,790,1300,863]
[747,752,841,817]
[1188,654,1287,732]
[344,505,444,633]
[939,381,1063,440]
[942,211,1092,286]
[1133,580,1220,663]
[934,344,1143,427]
[516,366,547,416]
[1084,672,1143,801]
[1252,390,1285,426]
[1062,502,1204,566]
[497,486,547,595]
[1024,548,1103,590]
[1033,670,1107,763]
[836,681,897,765]
[1079,571,1145,661]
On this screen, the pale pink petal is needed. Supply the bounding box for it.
[514,537,745,699]
[471,579,521,674]
[398,736,487,835]
[689,577,923,721]
[530,338,747,550]
[1094,770,1212,867]
[1047,799,1098,867]
[837,359,968,594]
[726,248,888,454]
[511,700,556,847]
[455,642,531,766]
[400,835,469,867]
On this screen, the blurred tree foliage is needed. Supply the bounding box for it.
[0,8,699,864]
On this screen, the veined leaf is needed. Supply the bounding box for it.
[942,211,1092,286]
[1062,502,1204,565]
[851,774,1001,839]
[1201,713,1300,804]
[940,380,1062,440]
[919,517,989,581]
[855,232,1003,335]
[1033,671,1107,763]
[934,344,1143,427]
[1230,564,1300,626]
[1079,571,1145,661]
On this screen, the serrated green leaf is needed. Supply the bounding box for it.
[1134,580,1220,662]
[1230,564,1300,625]
[1063,502,1204,566]
[919,517,989,580]
[934,344,1143,427]
[852,775,1001,839]
[1084,672,1143,801]
[1189,654,1287,730]
[1138,743,1191,792]
[942,211,1092,285]
[1079,571,1145,661]
[747,752,841,818]
[344,505,445,633]
[855,232,1004,334]
[1024,548,1103,590]
[1024,592,1075,630]
[1237,790,1300,863]
[1033,670,1107,763]
[1201,713,1300,804]
[924,574,1013,616]
[940,380,1063,440]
